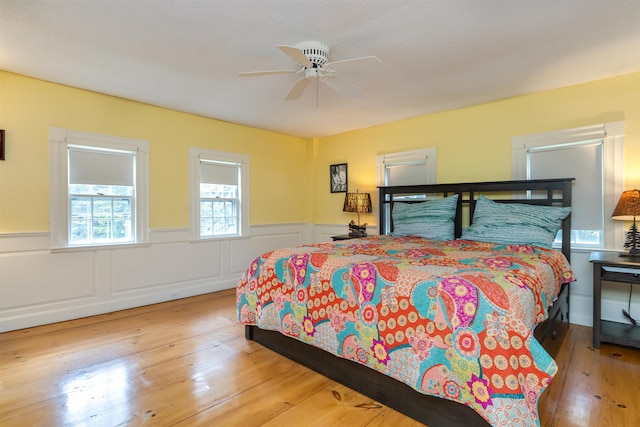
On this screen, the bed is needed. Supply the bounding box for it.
[237,178,574,427]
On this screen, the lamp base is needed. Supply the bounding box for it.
[618,244,640,257]
[618,250,640,258]
[620,220,639,257]
[348,220,367,238]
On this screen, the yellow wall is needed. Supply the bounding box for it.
[317,72,640,227]
[0,71,312,232]
[1,71,638,233]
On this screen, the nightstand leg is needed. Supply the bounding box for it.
[592,264,602,348]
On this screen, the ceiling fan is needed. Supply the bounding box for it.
[238,41,381,100]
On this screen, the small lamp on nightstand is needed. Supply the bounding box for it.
[612,189,640,257]
[343,190,372,237]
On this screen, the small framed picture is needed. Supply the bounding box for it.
[0,129,4,161]
[330,163,347,193]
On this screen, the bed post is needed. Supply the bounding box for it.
[561,179,572,263]
[378,186,387,235]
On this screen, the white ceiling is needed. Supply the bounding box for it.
[1,1,639,138]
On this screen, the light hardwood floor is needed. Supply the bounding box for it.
[1,290,639,426]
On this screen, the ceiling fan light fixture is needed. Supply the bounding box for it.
[305,68,319,79]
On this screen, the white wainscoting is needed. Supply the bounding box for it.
[0,223,320,332]
[1,226,637,333]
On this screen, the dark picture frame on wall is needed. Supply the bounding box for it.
[330,163,348,193]
[0,129,5,161]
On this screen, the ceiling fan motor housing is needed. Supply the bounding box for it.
[296,41,329,67]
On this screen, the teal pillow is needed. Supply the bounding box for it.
[391,194,458,241]
[460,195,571,249]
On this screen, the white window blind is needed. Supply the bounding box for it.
[376,148,436,186]
[200,160,239,185]
[512,121,625,250]
[385,162,428,186]
[527,141,603,231]
[68,146,135,186]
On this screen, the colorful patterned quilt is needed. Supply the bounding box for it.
[236,235,574,426]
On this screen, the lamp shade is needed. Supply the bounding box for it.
[612,189,640,220]
[343,192,372,213]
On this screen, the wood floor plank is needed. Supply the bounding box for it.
[544,326,640,427]
[262,382,383,427]
[1,290,639,427]
[173,369,333,426]
[1,315,245,416]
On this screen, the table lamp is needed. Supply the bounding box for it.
[343,190,372,237]
[611,189,640,257]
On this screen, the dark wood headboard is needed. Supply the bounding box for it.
[378,178,574,262]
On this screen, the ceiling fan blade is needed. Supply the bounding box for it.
[277,45,313,68]
[324,56,381,72]
[322,75,362,99]
[237,69,297,77]
[285,77,311,100]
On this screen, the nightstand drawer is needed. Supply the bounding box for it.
[600,266,640,284]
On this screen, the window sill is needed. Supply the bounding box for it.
[190,234,250,243]
[51,242,151,253]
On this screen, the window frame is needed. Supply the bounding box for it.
[376,148,437,187]
[376,148,437,234]
[189,147,249,240]
[512,121,625,251]
[49,127,149,250]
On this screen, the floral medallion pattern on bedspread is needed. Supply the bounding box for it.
[236,235,575,427]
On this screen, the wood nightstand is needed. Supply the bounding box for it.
[589,251,640,349]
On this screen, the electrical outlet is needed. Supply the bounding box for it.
[170,292,180,299]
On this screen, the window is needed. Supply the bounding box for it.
[512,121,625,250]
[49,128,149,249]
[376,148,437,234]
[376,148,436,187]
[68,147,135,244]
[189,147,249,239]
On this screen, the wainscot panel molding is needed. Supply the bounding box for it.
[0,249,96,308]
[569,250,592,327]
[0,232,50,253]
[149,227,191,244]
[110,240,224,292]
[0,224,310,332]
